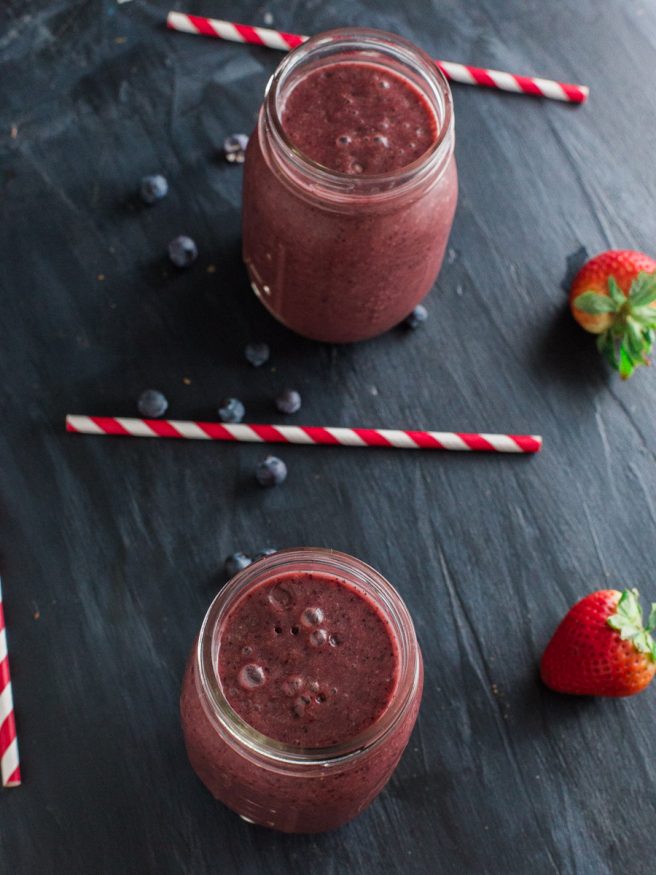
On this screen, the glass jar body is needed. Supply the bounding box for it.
[180,548,423,833]
[241,28,458,343]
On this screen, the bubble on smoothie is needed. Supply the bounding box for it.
[292,698,306,718]
[337,134,352,146]
[282,675,304,697]
[239,663,266,689]
[378,78,391,89]
[329,633,342,647]
[282,675,305,698]
[268,584,294,610]
[308,679,320,693]
[315,693,327,704]
[241,645,253,657]
[373,134,389,147]
[380,118,390,130]
[350,161,364,174]
[301,606,324,627]
[310,629,328,647]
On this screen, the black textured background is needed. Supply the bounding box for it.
[2,1,656,873]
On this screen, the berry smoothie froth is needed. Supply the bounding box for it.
[281,62,438,175]
[217,569,399,747]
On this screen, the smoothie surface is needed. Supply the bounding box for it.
[217,570,399,747]
[281,61,438,175]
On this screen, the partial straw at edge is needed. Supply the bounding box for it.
[0,577,21,788]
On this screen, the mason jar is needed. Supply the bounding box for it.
[180,548,423,833]
[241,27,458,343]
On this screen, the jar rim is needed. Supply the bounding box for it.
[195,547,422,767]
[262,27,455,199]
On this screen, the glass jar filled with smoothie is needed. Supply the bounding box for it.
[242,27,457,343]
[180,548,423,833]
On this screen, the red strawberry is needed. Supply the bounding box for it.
[540,589,656,697]
[569,249,656,379]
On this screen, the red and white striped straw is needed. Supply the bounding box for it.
[66,415,542,453]
[0,578,21,788]
[166,12,589,104]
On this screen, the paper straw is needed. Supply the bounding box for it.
[0,578,21,788]
[66,415,542,453]
[166,12,589,104]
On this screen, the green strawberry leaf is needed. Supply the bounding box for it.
[574,292,618,315]
[628,271,656,307]
[630,307,656,328]
[624,318,651,365]
[625,320,646,359]
[634,631,655,654]
[619,345,636,379]
[648,604,656,632]
[608,589,656,661]
[611,618,640,638]
[611,588,643,626]
[614,324,652,378]
[607,276,626,307]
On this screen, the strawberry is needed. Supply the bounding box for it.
[569,249,656,379]
[540,589,656,697]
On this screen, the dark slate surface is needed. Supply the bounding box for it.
[2,0,656,872]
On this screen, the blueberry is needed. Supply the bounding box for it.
[244,342,270,368]
[255,456,287,487]
[218,397,245,424]
[137,389,168,418]
[224,552,252,579]
[403,304,428,329]
[223,133,249,164]
[168,235,198,268]
[275,389,302,415]
[140,174,168,204]
[253,547,277,562]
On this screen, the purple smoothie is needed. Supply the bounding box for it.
[242,32,457,343]
[280,62,437,175]
[180,553,423,833]
[217,570,399,747]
